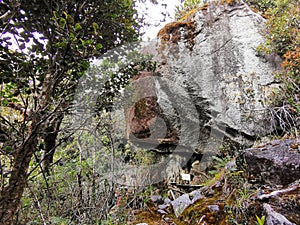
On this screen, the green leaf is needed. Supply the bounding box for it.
[95,43,103,50]
[5,146,12,152]
[81,39,93,46]
[212,156,225,164]
[92,22,99,31]
[53,11,59,19]
[256,215,266,225]
[63,11,68,18]
[75,23,82,31]
[59,18,66,28]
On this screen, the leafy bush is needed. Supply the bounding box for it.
[256,0,300,135]
[263,0,300,56]
[244,0,276,14]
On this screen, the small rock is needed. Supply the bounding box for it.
[225,160,236,171]
[164,197,172,204]
[158,204,169,210]
[136,223,148,225]
[207,189,215,196]
[215,181,222,188]
[157,209,168,215]
[207,205,220,212]
[190,190,204,203]
[150,195,162,203]
[163,217,172,222]
[171,194,192,217]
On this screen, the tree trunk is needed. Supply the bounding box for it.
[0,133,38,225]
[43,117,62,176]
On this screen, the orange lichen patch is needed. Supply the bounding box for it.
[157,21,197,51]
[157,21,194,42]
[282,47,300,71]
[221,0,241,6]
[178,3,209,22]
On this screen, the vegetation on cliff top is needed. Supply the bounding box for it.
[254,0,300,134]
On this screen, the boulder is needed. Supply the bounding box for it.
[123,1,282,182]
[154,1,282,145]
[125,2,281,159]
[241,139,300,186]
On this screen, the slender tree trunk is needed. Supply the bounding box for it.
[0,133,38,225]
[43,125,57,176]
[43,117,62,176]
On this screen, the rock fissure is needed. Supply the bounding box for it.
[208,38,233,55]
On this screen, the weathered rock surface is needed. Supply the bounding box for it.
[257,180,300,225]
[263,203,296,225]
[241,139,300,186]
[126,2,282,156]
[124,71,178,145]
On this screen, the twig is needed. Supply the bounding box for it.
[27,183,48,225]
[198,215,206,225]
[169,189,176,200]
[258,185,299,200]
[33,152,50,193]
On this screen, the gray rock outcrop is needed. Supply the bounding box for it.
[130,1,281,146]
[154,2,281,146]
[122,1,282,184]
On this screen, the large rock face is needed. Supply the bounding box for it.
[121,2,282,184]
[129,3,279,144]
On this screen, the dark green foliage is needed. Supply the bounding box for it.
[244,0,276,14]
[0,0,142,224]
[0,0,141,97]
[96,59,157,112]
